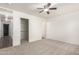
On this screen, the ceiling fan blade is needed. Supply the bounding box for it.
[44,3,51,8]
[44,5,46,8]
[37,8,44,9]
[47,11,50,14]
[49,8,57,10]
[47,3,51,6]
[39,10,44,13]
[47,3,51,7]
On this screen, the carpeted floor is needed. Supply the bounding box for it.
[0,39,79,55]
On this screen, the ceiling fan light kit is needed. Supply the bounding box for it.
[44,8,49,12]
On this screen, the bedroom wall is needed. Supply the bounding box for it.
[46,12,79,45]
[12,11,46,46]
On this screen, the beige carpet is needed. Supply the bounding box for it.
[0,39,79,55]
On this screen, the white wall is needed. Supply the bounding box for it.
[46,12,79,45]
[12,11,46,46]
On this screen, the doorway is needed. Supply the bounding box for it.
[21,18,29,44]
[0,24,12,48]
[3,24,9,36]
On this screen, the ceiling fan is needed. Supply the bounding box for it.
[37,3,57,14]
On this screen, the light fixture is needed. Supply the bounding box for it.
[5,17,8,21]
[44,8,49,12]
[5,15,13,22]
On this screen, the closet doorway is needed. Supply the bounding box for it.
[3,24,9,36]
[21,18,29,44]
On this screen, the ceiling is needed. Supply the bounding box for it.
[0,3,79,18]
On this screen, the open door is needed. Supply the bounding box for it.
[3,24,9,36]
[21,18,29,44]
